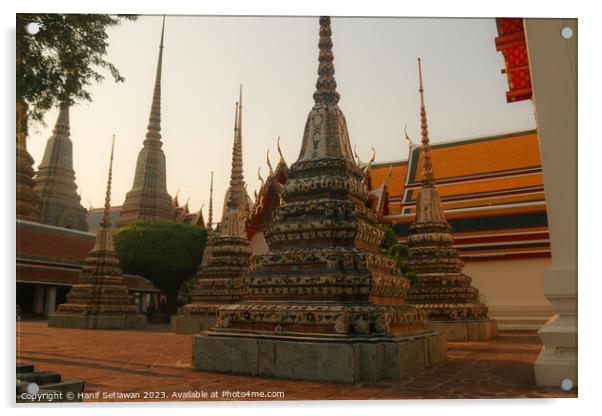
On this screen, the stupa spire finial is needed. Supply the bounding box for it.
[160,15,165,49]
[101,135,116,229]
[313,16,340,105]
[208,171,214,231]
[145,16,166,146]
[238,84,243,132]
[53,103,70,138]
[226,85,246,210]
[418,58,434,186]
[229,101,243,186]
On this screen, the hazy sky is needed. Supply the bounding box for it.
[27,15,535,222]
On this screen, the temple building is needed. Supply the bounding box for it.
[117,17,173,228]
[16,219,159,319]
[174,87,252,333]
[193,17,446,383]
[86,199,205,232]
[33,104,89,231]
[404,58,497,341]
[49,137,147,329]
[493,18,577,388]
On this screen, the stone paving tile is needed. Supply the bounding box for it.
[16,320,577,402]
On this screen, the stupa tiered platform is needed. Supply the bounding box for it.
[405,58,497,341]
[174,234,251,333]
[49,137,146,330]
[174,90,252,333]
[192,17,446,383]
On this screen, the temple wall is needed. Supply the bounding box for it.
[463,257,554,330]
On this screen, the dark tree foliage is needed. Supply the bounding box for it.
[380,224,415,278]
[16,14,136,134]
[114,221,207,314]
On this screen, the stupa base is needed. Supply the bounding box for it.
[172,314,216,334]
[427,319,498,342]
[48,312,147,330]
[192,329,446,383]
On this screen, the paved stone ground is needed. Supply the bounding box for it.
[16,320,576,402]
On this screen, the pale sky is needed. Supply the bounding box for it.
[27,15,535,222]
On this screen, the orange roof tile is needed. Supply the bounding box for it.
[369,162,407,197]
[411,130,540,182]
[405,174,544,203]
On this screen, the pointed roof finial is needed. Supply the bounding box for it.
[258,166,265,187]
[276,136,286,166]
[418,58,434,185]
[173,188,180,207]
[353,144,364,166]
[208,171,214,231]
[101,135,116,229]
[404,123,419,149]
[366,147,376,171]
[266,149,274,177]
[313,17,340,105]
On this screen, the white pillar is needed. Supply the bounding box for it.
[524,18,577,387]
[33,285,45,315]
[44,286,57,318]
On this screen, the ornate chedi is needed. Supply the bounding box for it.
[405,59,497,341]
[174,88,252,333]
[49,137,146,329]
[16,99,41,222]
[117,17,172,228]
[33,104,88,231]
[193,17,446,383]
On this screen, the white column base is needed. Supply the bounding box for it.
[534,269,577,387]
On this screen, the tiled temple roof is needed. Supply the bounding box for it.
[16,220,159,292]
[369,129,548,260]
[86,204,205,232]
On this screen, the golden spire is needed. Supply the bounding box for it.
[418,58,434,186]
[208,171,214,231]
[101,135,116,229]
[313,17,340,105]
[276,136,286,166]
[266,149,274,177]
